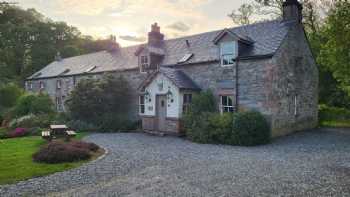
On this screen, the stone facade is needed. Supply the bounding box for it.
[26,0,318,137]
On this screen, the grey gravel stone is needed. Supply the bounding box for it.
[1,128,350,197]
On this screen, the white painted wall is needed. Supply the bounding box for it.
[142,73,180,118]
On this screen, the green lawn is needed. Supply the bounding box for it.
[320,120,350,128]
[0,133,90,185]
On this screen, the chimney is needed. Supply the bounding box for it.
[282,0,303,23]
[148,23,164,47]
[55,51,62,61]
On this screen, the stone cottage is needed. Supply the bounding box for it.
[26,0,318,137]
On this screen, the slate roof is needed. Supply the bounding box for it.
[28,20,294,80]
[139,67,201,91]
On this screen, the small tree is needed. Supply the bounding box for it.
[66,74,132,131]
[13,93,54,117]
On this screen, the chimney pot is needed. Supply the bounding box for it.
[283,0,303,23]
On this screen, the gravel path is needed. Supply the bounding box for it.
[1,128,350,197]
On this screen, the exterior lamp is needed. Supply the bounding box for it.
[166,90,173,101]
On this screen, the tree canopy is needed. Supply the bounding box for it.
[0,4,119,85]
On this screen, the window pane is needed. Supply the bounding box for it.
[222,55,235,65]
[228,96,233,106]
[140,96,145,105]
[222,96,227,105]
[221,42,235,55]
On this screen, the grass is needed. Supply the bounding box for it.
[0,132,93,185]
[320,120,350,128]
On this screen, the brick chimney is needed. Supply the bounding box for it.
[282,0,303,23]
[148,23,164,47]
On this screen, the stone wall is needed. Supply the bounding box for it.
[268,23,319,136]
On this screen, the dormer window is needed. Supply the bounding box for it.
[220,41,237,66]
[57,80,62,89]
[140,55,149,73]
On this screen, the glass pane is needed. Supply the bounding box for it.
[222,55,234,65]
[140,96,145,104]
[222,96,227,105]
[221,42,235,55]
[228,96,233,106]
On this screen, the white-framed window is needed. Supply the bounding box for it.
[26,81,33,90]
[140,55,149,73]
[57,80,62,89]
[139,95,145,114]
[182,94,192,114]
[39,81,45,90]
[220,95,234,113]
[220,41,237,66]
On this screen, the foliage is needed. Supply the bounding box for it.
[32,141,89,163]
[13,93,54,117]
[232,111,271,146]
[70,141,99,152]
[66,120,98,132]
[318,1,350,96]
[190,90,217,115]
[319,105,350,127]
[7,128,29,138]
[0,127,8,139]
[186,112,234,144]
[66,74,133,132]
[8,114,54,129]
[0,5,120,84]
[0,136,87,184]
[32,141,98,164]
[228,3,254,25]
[0,83,23,109]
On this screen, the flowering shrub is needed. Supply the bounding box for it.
[70,141,99,152]
[33,141,100,164]
[7,128,28,138]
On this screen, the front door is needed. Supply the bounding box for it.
[156,95,167,131]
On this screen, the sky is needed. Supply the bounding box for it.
[17,0,250,47]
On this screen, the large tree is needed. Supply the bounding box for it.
[318,1,350,96]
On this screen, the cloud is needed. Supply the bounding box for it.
[119,35,146,42]
[166,22,191,32]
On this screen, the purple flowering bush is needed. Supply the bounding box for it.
[7,128,28,138]
[33,141,100,164]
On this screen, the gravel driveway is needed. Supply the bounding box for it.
[1,128,350,197]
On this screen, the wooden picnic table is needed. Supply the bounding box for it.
[42,125,76,141]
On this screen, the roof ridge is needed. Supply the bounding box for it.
[119,19,282,48]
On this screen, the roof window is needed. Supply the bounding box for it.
[178,53,193,64]
[85,66,97,73]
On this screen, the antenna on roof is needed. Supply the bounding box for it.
[185,40,190,47]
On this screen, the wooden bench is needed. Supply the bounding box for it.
[41,131,51,140]
[66,130,77,136]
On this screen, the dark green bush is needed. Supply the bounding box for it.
[190,90,217,114]
[232,111,271,146]
[66,74,132,132]
[13,93,54,117]
[66,120,98,132]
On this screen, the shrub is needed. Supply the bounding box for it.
[0,83,23,109]
[9,114,54,129]
[70,141,99,152]
[319,105,350,122]
[190,90,217,114]
[185,112,234,144]
[32,141,92,163]
[7,128,29,138]
[0,127,8,139]
[67,120,98,132]
[66,74,132,131]
[13,93,54,117]
[232,111,271,146]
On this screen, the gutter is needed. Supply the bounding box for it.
[235,57,240,112]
